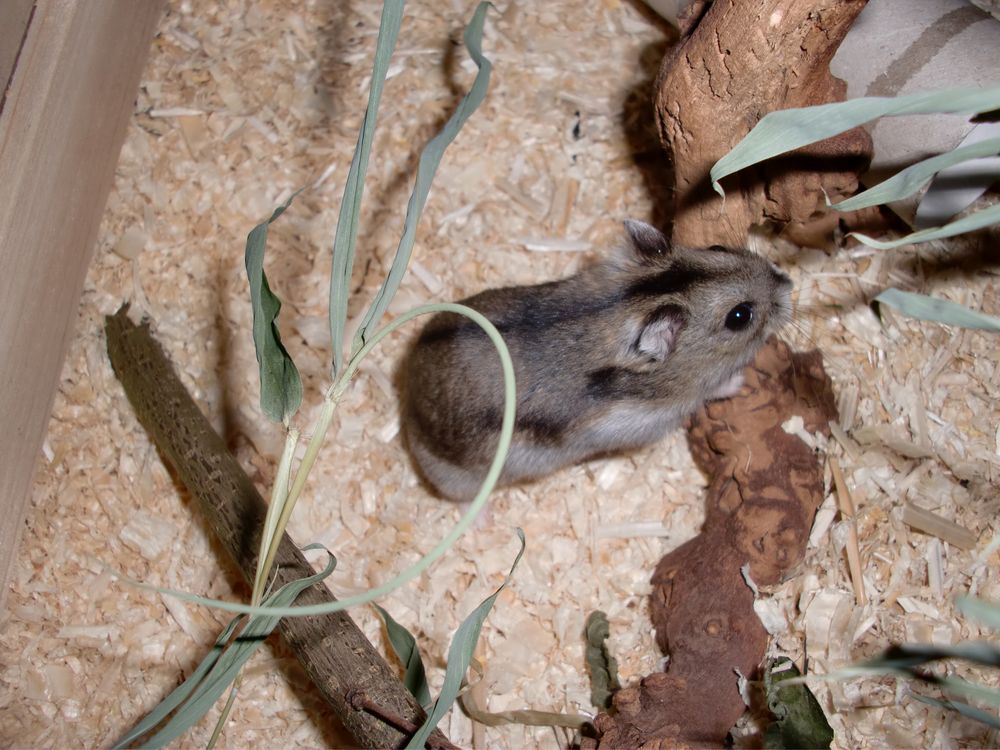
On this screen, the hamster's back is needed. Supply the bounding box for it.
[401,220,792,500]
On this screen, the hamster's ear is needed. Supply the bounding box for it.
[636,304,686,361]
[624,219,672,259]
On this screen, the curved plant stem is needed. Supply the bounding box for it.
[133,301,516,619]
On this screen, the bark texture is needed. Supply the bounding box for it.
[105,306,443,750]
[594,339,836,747]
[656,0,872,247]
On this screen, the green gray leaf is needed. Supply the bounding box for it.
[374,603,431,708]
[853,641,1000,671]
[804,598,1000,732]
[114,546,335,748]
[957,596,1000,630]
[352,0,494,354]
[874,288,1000,331]
[584,610,620,710]
[830,137,1000,212]
[925,675,1000,709]
[112,612,243,749]
[850,202,1000,249]
[328,0,405,377]
[245,192,303,423]
[763,658,834,750]
[711,86,1000,197]
[844,639,1000,729]
[405,528,526,749]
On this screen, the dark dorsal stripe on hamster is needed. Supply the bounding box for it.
[475,407,568,443]
[624,262,711,298]
[490,293,623,335]
[585,365,657,401]
[585,366,626,399]
[407,401,498,464]
[513,413,568,444]
[416,286,624,347]
[706,244,743,254]
[411,402,569,464]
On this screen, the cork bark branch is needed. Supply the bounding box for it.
[594,339,837,747]
[656,0,872,247]
[105,305,444,750]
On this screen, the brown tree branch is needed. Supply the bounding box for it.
[656,0,871,247]
[105,305,446,749]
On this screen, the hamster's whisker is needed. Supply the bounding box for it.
[779,319,819,350]
[789,308,821,331]
[773,325,852,380]
[709,212,744,249]
[795,281,827,299]
[783,344,850,401]
[783,303,832,346]
[792,302,844,322]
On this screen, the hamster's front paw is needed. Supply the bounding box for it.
[710,372,744,400]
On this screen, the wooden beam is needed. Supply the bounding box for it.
[0,0,166,611]
[0,0,35,117]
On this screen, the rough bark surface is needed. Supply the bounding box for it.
[594,339,836,747]
[656,0,872,248]
[105,306,443,750]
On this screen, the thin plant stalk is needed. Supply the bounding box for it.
[207,684,240,749]
[252,428,300,605]
[142,301,516,620]
[254,397,340,595]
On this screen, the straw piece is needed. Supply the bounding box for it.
[830,457,866,605]
[903,502,978,551]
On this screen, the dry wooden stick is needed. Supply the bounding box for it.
[348,692,462,750]
[105,305,446,749]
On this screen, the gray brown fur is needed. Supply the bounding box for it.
[401,220,792,500]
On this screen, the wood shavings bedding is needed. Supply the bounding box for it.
[1,1,998,748]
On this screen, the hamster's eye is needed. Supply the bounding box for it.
[708,244,727,252]
[725,302,754,331]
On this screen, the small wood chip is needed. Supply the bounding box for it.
[902,502,978,550]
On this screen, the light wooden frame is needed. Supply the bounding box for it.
[0,0,166,610]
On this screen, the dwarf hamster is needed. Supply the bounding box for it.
[401,220,792,501]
